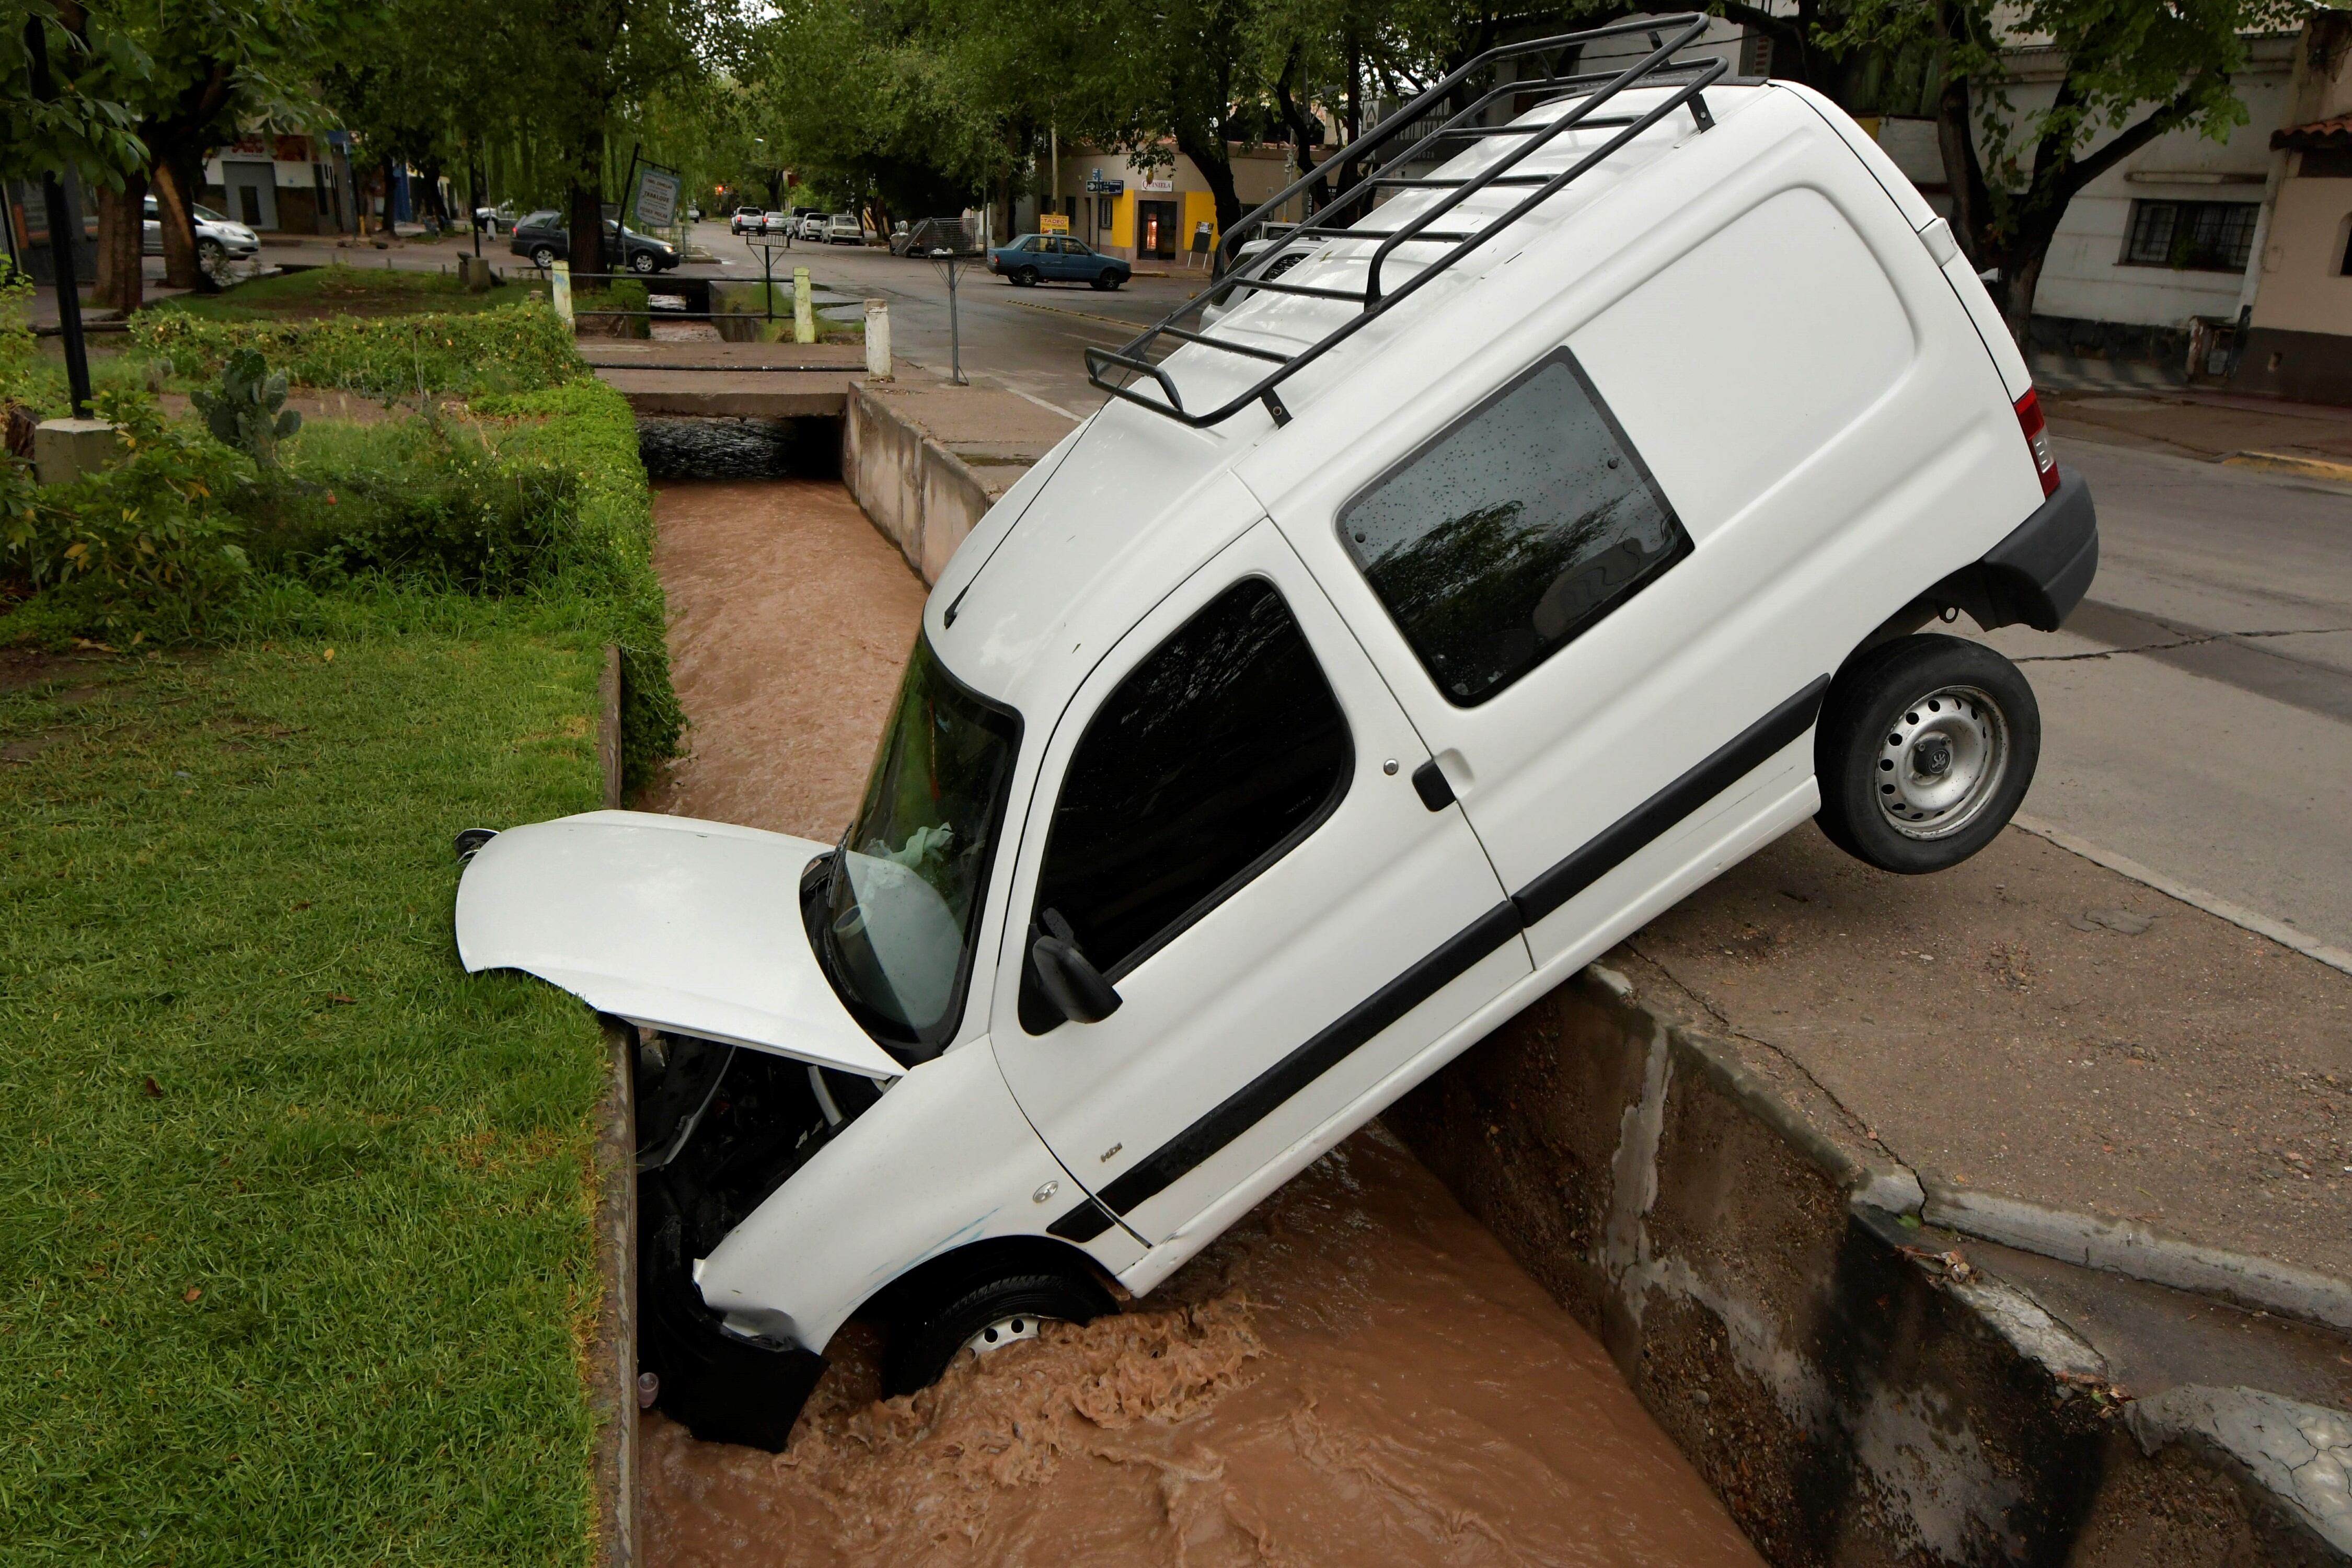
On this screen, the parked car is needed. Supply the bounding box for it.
[474,202,518,236]
[826,212,867,245]
[730,207,767,236]
[988,233,1129,290]
[796,211,827,242]
[507,211,680,274]
[455,25,2097,1454]
[140,195,259,271]
[759,211,795,238]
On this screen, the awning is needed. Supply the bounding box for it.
[2272,115,2352,151]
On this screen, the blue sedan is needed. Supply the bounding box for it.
[987,234,1131,290]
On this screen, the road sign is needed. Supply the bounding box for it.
[635,168,682,228]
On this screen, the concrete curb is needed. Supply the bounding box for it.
[590,646,638,1567]
[1920,1181,2352,1334]
[2127,1386,2352,1554]
[2011,814,2352,978]
[2223,449,2352,485]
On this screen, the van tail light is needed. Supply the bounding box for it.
[2014,389,2060,498]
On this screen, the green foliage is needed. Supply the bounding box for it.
[130,297,589,400]
[191,347,302,466]
[0,273,40,407]
[0,3,152,188]
[0,389,253,638]
[0,633,608,1566]
[146,263,555,323]
[472,382,683,786]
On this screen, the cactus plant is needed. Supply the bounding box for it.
[191,348,301,466]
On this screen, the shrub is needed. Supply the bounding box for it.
[131,297,588,399]
[0,389,252,636]
[192,347,303,465]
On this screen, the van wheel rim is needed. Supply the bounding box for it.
[962,1313,1048,1358]
[1874,684,2007,840]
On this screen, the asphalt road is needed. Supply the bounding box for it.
[1977,440,2352,953]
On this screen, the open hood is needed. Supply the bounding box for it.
[453,810,904,1080]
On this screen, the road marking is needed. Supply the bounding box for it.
[2010,813,2352,977]
[1003,387,1080,419]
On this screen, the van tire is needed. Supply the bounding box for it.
[1815,633,2038,875]
[882,1265,1114,1397]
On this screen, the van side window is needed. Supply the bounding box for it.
[1339,350,1689,706]
[1023,579,1350,1030]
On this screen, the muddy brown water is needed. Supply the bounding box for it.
[642,479,1762,1568]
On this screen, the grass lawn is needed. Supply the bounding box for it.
[0,624,613,1563]
[147,265,552,324]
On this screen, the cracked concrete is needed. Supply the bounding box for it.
[2128,1386,2352,1552]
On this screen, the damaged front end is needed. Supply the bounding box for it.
[452,810,905,1448]
[635,1032,884,1449]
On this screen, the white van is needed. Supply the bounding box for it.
[455,15,2095,1448]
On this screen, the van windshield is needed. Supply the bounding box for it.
[818,636,1019,1056]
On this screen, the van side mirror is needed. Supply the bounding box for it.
[1028,908,1122,1025]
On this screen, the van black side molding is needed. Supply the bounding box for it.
[1092,676,1829,1217]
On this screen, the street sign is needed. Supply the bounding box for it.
[1083,176,1125,195]
[1040,213,1068,234]
[635,168,682,228]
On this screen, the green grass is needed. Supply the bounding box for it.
[0,627,613,1564]
[146,265,552,324]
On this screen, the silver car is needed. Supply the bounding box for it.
[142,195,261,272]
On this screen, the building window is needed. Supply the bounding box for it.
[2121,200,2259,272]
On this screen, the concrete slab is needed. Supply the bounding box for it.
[593,370,852,419]
[1612,822,2352,1287]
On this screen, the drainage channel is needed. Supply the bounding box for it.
[637,472,1763,1567]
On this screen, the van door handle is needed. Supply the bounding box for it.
[1411,759,1455,811]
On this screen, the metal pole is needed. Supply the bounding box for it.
[762,243,774,321]
[469,150,483,259]
[41,175,91,419]
[619,143,641,232]
[947,256,965,385]
[22,17,89,418]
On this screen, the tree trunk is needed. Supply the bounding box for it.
[1998,247,2046,348]
[567,178,605,278]
[1175,129,1243,240]
[1273,47,1331,214]
[92,171,146,312]
[151,148,206,290]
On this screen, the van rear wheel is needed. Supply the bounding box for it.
[1815,633,2039,874]
[882,1265,1113,1397]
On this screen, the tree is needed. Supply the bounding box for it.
[2,2,149,297]
[1831,0,2313,339]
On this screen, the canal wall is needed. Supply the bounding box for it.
[1386,965,2350,1565]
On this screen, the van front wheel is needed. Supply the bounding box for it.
[1815,633,2039,875]
[882,1265,1113,1397]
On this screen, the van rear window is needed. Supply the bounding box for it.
[1339,350,1688,706]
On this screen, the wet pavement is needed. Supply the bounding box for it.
[639,476,1762,1567]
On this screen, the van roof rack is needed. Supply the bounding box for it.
[1084,13,1727,430]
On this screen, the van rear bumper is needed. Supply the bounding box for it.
[1887,468,2097,639]
[1978,468,2098,631]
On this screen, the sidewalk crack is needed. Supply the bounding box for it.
[1619,939,1894,1161]
[2015,625,2352,665]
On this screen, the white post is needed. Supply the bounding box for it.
[550,259,574,325]
[864,297,892,380]
[792,265,814,344]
